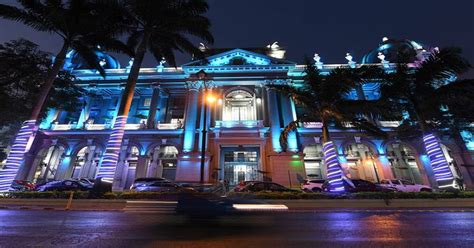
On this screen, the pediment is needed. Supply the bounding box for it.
[183,49,295,67]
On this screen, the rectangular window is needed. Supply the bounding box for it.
[144,98,152,107]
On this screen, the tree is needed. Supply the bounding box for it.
[271,59,394,192]
[0,39,84,165]
[380,47,472,189]
[0,0,126,191]
[95,0,214,181]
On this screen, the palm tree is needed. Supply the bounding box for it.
[271,60,393,193]
[380,47,471,190]
[0,0,125,191]
[96,0,214,181]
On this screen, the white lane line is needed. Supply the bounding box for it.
[232,204,289,211]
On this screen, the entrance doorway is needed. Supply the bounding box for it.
[220,145,261,186]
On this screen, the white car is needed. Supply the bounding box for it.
[379,179,432,192]
[301,179,326,192]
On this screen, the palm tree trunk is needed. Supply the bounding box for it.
[0,42,69,192]
[96,35,148,183]
[30,42,70,121]
[321,118,346,193]
[117,34,149,116]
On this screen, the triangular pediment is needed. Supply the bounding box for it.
[183,48,295,67]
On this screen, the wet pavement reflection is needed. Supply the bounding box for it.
[0,210,473,247]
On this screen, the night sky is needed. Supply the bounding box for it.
[0,0,473,77]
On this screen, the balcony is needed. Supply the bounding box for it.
[215,120,264,129]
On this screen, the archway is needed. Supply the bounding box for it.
[344,143,381,182]
[386,143,423,184]
[32,145,66,184]
[71,146,103,179]
[303,145,325,179]
[147,145,179,180]
[223,89,256,121]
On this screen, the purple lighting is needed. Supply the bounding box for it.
[0,120,36,192]
[323,141,346,193]
[96,116,127,181]
[422,133,456,189]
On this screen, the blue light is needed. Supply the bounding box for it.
[96,116,127,181]
[323,141,346,193]
[422,134,456,189]
[0,120,36,192]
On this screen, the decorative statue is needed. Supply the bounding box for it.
[99,59,107,67]
[377,52,386,63]
[346,53,356,68]
[313,53,321,63]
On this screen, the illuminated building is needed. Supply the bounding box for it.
[1,39,473,191]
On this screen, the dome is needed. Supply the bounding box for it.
[62,49,121,70]
[362,38,427,64]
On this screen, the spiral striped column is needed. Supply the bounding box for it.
[96,116,127,182]
[323,141,346,193]
[423,134,456,189]
[0,120,37,192]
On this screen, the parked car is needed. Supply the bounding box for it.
[36,179,93,192]
[378,179,432,192]
[9,180,36,192]
[301,179,326,192]
[131,181,184,193]
[233,181,260,192]
[322,178,396,193]
[237,181,299,193]
[129,177,169,191]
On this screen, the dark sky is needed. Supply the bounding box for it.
[1,0,473,77]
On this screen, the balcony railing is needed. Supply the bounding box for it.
[49,122,181,131]
[215,120,264,128]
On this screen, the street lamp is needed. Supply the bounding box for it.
[196,70,214,184]
[367,153,381,183]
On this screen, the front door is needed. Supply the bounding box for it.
[221,146,261,186]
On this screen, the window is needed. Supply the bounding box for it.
[223,90,256,121]
[391,180,401,185]
[144,98,152,107]
[401,180,414,185]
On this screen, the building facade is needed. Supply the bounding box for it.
[4,39,474,190]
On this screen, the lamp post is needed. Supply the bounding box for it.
[368,153,381,183]
[196,70,215,184]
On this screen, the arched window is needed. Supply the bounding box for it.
[71,146,102,179]
[147,145,179,180]
[33,145,65,184]
[386,143,423,184]
[303,145,324,179]
[223,90,256,121]
[344,143,379,182]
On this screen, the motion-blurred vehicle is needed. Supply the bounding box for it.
[378,179,432,192]
[237,181,299,193]
[9,180,36,192]
[132,181,192,193]
[322,178,396,193]
[36,179,93,192]
[301,179,326,192]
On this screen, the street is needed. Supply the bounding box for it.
[1,210,474,247]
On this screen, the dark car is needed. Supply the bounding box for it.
[322,178,396,193]
[36,179,93,192]
[9,180,36,192]
[129,177,169,191]
[238,181,299,193]
[132,181,183,193]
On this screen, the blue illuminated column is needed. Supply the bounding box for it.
[323,141,346,193]
[266,87,282,152]
[0,120,37,191]
[96,116,127,181]
[280,93,298,152]
[423,134,456,189]
[183,83,200,152]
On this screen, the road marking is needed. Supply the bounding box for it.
[233,204,289,211]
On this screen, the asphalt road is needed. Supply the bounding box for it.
[1,210,474,248]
